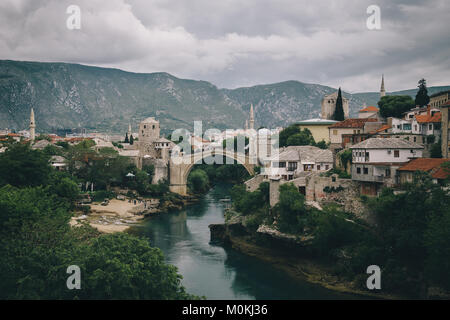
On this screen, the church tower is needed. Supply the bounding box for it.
[30,108,36,142]
[380,74,386,98]
[249,104,255,130]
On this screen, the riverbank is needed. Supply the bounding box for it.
[209,221,402,300]
[71,194,200,233]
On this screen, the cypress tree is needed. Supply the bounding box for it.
[415,78,430,107]
[124,132,129,143]
[333,88,345,121]
[130,135,134,145]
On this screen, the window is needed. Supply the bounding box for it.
[152,125,155,129]
[317,165,321,170]
[385,168,391,177]
[403,123,411,130]
[144,125,146,129]
[387,150,392,155]
[287,162,297,171]
[357,167,361,174]
[394,150,399,158]
[333,130,338,135]
[363,168,368,174]
[279,162,286,168]
[414,137,417,142]
[429,124,432,130]
[325,165,329,170]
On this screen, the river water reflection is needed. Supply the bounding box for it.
[130,183,360,300]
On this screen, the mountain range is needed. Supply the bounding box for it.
[1,60,449,135]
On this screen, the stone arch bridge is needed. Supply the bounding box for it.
[169,149,256,195]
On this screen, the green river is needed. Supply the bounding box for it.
[130,183,361,299]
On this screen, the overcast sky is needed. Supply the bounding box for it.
[0,0,449,92]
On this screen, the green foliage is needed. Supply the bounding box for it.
[323,168,351,179]
[315,140,329,149]
[0,143,52,187]
[188,169,210,194]
[286,130,315,146]
[280,126,318,148]
[230,183,269,217]
[415,78,430,107]
[92,190,115,202]
[378,95,415,118]
[43,144,64,156]
[129,135,134,145]
[323,186,344,193]
[273,183,307,234]
[279,125,300,147]
[124,132,129,143]
[338,149,352,171]
[333,88,345,121]
[430,138,442,158]
[0,183,197,299]
[56,141,69,149]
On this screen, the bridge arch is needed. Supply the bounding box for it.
[169,149,255,195]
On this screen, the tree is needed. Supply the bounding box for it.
[430,138,442,158]
[333,88,345,121]
[0,185,198,299]
[415,78,430,107]
[286,130,315,146]
[188,169,209,194]
[273,183,308,234]
[130,135,134,145]
[279,125,300,147]
[124,132,129,143]
[0,143,52,187]
[378,95,415,118]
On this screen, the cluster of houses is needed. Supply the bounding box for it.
[251,81,449,202]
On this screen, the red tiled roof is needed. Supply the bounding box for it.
[432,166,450,180]
[359,106,379,112]
[415,112,441,123]
[373,124,391,134]
[329,118,378,129]
[398,158,450,180]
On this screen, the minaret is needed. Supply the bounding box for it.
[128,123,132,139]
[249,104,255,130]
[380,74,386,98]
[30,108,36,142]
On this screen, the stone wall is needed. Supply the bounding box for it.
[245,175,267,192]
[305,173,370,219]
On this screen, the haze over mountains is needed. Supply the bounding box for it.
[1,60,449,135]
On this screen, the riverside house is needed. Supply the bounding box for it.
[265,145,333,181]
[350,138,424,195]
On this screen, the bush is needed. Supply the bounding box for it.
[92,190,114,202]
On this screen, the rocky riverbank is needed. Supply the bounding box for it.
[71,195,199,233]
[209,220,402,300]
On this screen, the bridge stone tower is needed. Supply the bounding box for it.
[138,117,160,158]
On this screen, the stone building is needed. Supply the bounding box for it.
[136,117,175,183]
[321,91,349,120]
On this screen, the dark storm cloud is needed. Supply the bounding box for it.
[0,0,449,92]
